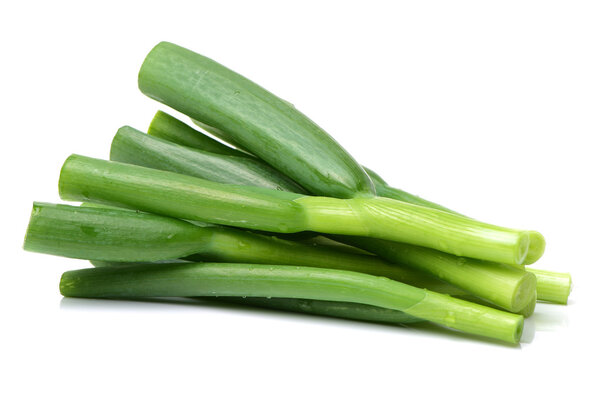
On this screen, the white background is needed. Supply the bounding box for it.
[2,1,598,399]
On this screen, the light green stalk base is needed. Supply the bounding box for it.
[363,167,460,215]
[526,268,572,304]
[60,263,523,343]
[296,196,530,265]
[364,168,546,265]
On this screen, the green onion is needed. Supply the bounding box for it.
[82,263,425,324]
[139,42,375,199]
[59,154,531,265]
[525,268,572,304]
[59,262,524,343]
[20,40,566,344]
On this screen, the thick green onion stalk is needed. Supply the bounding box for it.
[526,268,571,305]
[138,42,375,199]
[89,265,427,326]
[58,154,532,266]
[59,262,524,344]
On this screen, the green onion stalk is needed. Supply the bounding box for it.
[89,262,427,325]
[525,268,571,304]
[59,262,525,344]
[58,154,533,267]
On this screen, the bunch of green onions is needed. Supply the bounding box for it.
[24,42,571,344]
